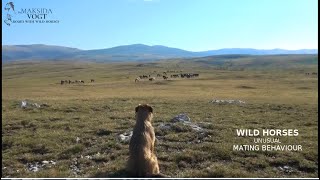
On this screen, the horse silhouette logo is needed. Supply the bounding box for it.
[5,2,15,12]
[4,2,15,26]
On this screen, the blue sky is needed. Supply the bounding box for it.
[2,0,318,51]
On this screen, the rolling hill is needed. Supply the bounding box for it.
[2,44,318,62]
[2,44,81,61]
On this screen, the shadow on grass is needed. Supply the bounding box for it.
[92,168,129,178]
[92,168,170,178]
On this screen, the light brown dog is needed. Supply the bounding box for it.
[127,104,160,177]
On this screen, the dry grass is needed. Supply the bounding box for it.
[2,59,318,178]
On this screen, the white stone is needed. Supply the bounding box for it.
[119,131,132,142]
[21,101,27,108]
[42,161,49,164]
[31,166,39,172]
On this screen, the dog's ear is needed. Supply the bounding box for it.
[147,105,153,113]
[135,104,142,112]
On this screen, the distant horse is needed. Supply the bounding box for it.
[135,77,140,83]
[75,80,84,83]
[163,76,168,80]
[149,77,155,81]
[91,79,95,83]
[61,80,65,85]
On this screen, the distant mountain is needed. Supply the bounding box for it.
[73,44,196,61]
[187,54,318,69]
[2,44,81,61]
[82,44,194,56]
[2,44,318,62]
[198,48,318,56]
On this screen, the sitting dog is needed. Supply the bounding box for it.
[127,104,160,177]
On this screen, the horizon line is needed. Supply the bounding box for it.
[2,43,318,52]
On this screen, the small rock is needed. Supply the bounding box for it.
[209,99,246,105]
[42,161,49,164]
[33,103,41,108]
[278,165,294,173]
[21,101,27,108]
[41,103,50,107]
[49,160,56,165]
[119,131,133,142]
[190,124,203,131]
[30,166,39,172]
[171,113,191,123]
[20,100,44,109]
[158,123,171,130]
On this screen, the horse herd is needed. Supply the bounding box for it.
[175,73,199,78]
[135,72,199,82]
[305,72,318,75]
[60,79,95,85]
[59,71,200,84]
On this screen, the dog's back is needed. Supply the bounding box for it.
[127,104,160,177]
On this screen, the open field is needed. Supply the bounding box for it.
[2,56,318,178]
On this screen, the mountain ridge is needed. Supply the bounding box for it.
[2,44,318,62]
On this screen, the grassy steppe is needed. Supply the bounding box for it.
[2,57,318,178]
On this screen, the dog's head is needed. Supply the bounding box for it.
[135,104,153,113]
[135,104,153,122]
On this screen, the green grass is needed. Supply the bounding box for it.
[2,58,318,178]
